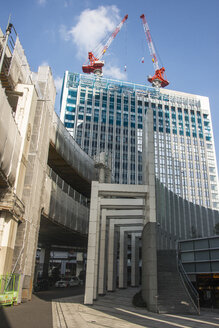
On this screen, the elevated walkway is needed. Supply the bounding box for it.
[39,167,89,248]
[49,112,97,197]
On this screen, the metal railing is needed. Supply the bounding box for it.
[177,250,200,314]
[46,166,90,207]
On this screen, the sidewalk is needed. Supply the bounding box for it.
[53,288,219,328]
[1,287,219,328]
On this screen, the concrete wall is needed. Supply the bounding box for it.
[156,179,219,250]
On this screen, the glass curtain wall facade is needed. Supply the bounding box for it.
[60,71,219,210]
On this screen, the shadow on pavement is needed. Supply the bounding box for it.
[0,287,84,328]
[34,285,84,301]
[0,307,12,328]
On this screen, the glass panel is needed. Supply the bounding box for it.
[211,262,219,272]
[196,262,211,273]
[195,251,210,261]
[180,241,193,251]
[209,238,219,249]
[181,252,194,262]
[183,263,195,273]
[194,239,208,250]
[210,250,219,260]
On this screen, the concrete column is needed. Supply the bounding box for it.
[131,233,141,287]
[61,261,67,276]
[93,196,101,300]
[76,252,84,277]
[107,220,119,292]
[42,247,51,278]
[118,229,127,288]
[0,212,18,275]
[113,228,119,290]
[84,182,99,304]
[142,222,157,312]
[107,219,115,291]
[39,248,45,277]
[141,100,158,312]
[98,209,107,295]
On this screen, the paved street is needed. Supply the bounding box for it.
[0,286,84,328]
[53,288,219,328]
[1,287,219,328]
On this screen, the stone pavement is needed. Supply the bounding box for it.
[52,287,219,328]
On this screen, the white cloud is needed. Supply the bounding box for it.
[103,65,127,81]
[37,0,46,6]
[54,76,63,93]
[60,5,121,59]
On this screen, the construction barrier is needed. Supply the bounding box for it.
[0,274,20,306]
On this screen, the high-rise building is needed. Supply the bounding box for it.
[60,71,219,210]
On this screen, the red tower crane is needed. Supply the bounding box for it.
[140,14,169,88]
[82,14,128,76]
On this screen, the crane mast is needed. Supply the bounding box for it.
[82,14,128,76]
[140,14,169,88]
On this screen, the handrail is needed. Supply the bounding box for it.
[177,247,200,314]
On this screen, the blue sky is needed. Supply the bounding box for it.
[1,0,219,164]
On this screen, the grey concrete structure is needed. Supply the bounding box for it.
[84,182,149,305]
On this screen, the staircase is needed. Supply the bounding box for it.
[157,250,199,314]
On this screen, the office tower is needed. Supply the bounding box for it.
[60,71,219,210]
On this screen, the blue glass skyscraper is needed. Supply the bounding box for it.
[60,71,219,210]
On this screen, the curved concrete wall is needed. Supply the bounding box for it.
[42,169,89,235]
[51,112,97,184]
[155,179,219,249]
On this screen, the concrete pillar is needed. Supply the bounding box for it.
[39,248,45,277]
[42,247,51,278]
[84,182,99,305]
[107,219,116,291]
[93,196,101,300]
[61,261,67,276]
[0,212,18,275]
[76,252,84,277]
[118,230,127,288]
[113,228,119,290]
[142,222,157,312]
[98,209,107,295]
[131,233,140,287]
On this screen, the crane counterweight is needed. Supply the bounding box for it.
[82,14,128,76]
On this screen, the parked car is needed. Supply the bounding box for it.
[55,279,69,288]
[69,276,82,287]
